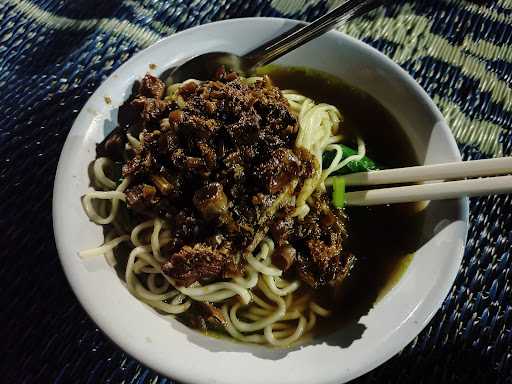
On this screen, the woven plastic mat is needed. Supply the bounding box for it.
[1,0,511,383]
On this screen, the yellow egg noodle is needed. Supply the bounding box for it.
[80,78,366,346]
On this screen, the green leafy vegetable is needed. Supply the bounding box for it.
[322,144,379,175]
[332,176,346,208]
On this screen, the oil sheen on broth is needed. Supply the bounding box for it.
[261,66,426,334]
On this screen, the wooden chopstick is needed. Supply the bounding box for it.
[343,157,512,186]
[345,175,512,206]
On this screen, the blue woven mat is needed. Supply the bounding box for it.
[1,0,511,383]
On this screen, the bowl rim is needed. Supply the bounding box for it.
[53,16,469,384]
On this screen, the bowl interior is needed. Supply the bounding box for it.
[53,17,468,384]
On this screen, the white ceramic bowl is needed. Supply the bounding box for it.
[53,17,469,384]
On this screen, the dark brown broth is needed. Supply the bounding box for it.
[262,66,426,332]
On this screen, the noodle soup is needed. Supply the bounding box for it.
[81,66,425,346]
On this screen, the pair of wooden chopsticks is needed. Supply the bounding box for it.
[344,157,512,206]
